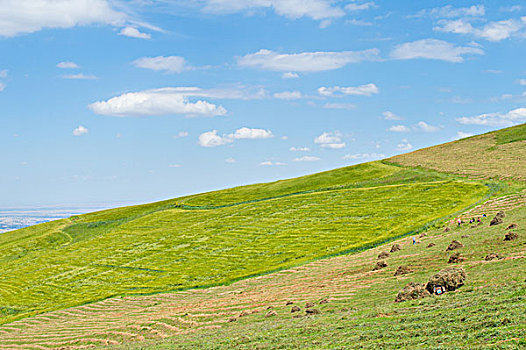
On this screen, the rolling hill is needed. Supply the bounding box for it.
[0,124,525,349]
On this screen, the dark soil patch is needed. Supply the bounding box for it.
[426,266,466,293]
[373,260,388,271]
[448,253,464,263]
[394,265,413,276]
[444,227,451,232]
[395,283,430,302]
[378,251,390,259]
[504,232,519,241]
[446,240,464,251]
[390,244,401,253]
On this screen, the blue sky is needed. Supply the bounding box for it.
[1,0,525,207]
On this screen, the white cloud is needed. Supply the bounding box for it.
[382,111,402,120]
[202,0,345,20]
[0,82,6,92]
[435,19,525,42]
[260,160,286,166]
[198,130,233,147]
[198,127,273,147]
[314,131,346,149]
[293,155,320,162]
[273,91,302,100]
[414,121,441,132]
[318,83,379,97]
[238,49,380,72]
[168,164,182,168]
[345,2,376,11]
[89,87,231,117]
[345,19,373,26]
[119,26,150,39]
[133,56,187,73]
[225,158,236,163]
[57,61,79,69]
[323,103,356,110]
[389,125,410,132]
[397,139,413,151]
[415,5,485,18]
[456,107,526,127]
[290,147,311,152]
[391,39,484,63]
[173,131,189,139]
[519,79,526,86]
[73,125,88,136]
[343,152,385,160]
[0,0,128,37]
[282,72,299,79]
[62,73,98,80]
[0,69,7,78]
[456,131,474,139]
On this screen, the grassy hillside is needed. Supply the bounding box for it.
[0,163,490,325]
[389,123,526,183]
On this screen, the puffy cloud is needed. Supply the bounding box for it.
[133,56,186,73]
[198,127,273,147]
[202,0,345,20]
[57,61,79,69]
[290,147,310,152]
[198,130,233,147]
[323,103,356,110]
[293,155,320,162]
[415,5,485,18]
[345,2,377,11]
[73,125,88,136]
[0,0,127,37]
[414,121,441,132]
[282,72,299,79]
[382,111,402,120]
[389,125,410,132]
[435,19,524,42]
[61,73,98,80]
[318,83,379,97]
[397,139,413,151]
[119,26,151,39]
[391,39,483,63]
[314,131,346,149]
[238,49,380,72]
[456,107,526,127]
[89,87,233,117]
[343,153,385,160]
[273,91,302,100]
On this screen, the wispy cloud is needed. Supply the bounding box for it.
[456,107,526,126]
[314,131,346,149]
[57,61,79,69]
[119,26,151,39]
[343,152,385,160]
[293,155,320,162]
[62,73,98,80]
[391,39,483,63]
[273,91,302,100]
[318,83,379,96]
[323,103,355,110]
[434,18,525,42]
[382,111,403,120]
[389,125,410,132]
[133,56,187,73]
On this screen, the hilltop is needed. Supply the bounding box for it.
[0,124,525,349]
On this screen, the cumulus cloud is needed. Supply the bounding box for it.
[343,152,385,160]
[318,83,379,96]
[119,26,151,39]
[62,73,98,80]
[88,87,248,117]
[382,111,403,120]
[389,125,410,132]
[415,5,485,18]
[282,72,299,79]
[290,147,311,152]
[435,18,524,42]
[133,56,187,73]
[391,39,484,63]
[201,0,345,20]
[323,103,356,110]
[273,91,302,100]
[198,127,273,147]
[73,125,88,136]
[397,139,413,151]
[0,0,128,37]
[456,107,526,127]
[293,155,320,162]
[57,61,79,69]
[314,131,346,149]
[238,49,380,72]
[414,121,441,132]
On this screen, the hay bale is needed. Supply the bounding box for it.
[448,252,464,263]
[390,244,401,253]
[291,306,301,313]
[394,265,413,276]
[319,298,329,304]
[395,282,430,302]
[305,302,315,309]
[265,310,277,317]
[378,251,390,259]
[506,223,518,230]
[484,253,503,261]
[306,309,320,315]
[427,243,436,248]
[285,301,293,305]
[373,260,388,271]
[490,216,503,226]
[420,232,427,238]
[426,267,466,293]
[239,311,250,317]
[228,317,237,322]
[446,240,464,251]
[495,211,506,219]
[504,232,519,241]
